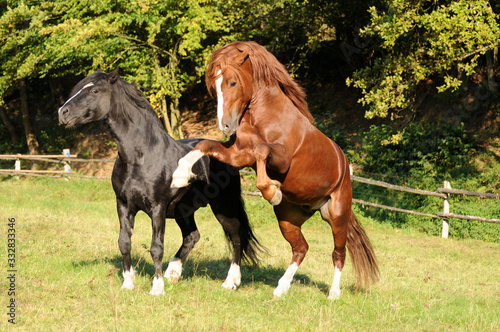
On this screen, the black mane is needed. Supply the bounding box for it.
[70,71,163,128]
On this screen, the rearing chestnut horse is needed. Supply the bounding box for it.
[172,41,379,299]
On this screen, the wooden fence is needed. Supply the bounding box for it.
[350,175,500,238]
[1,150,499,238]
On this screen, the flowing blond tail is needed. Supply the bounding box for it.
[346,213,380,289]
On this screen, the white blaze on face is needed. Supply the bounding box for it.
[215,69,224,131]
[58,82,95,116]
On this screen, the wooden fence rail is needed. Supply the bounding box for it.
[1,151,499,236]
[0,149,76,175]
[351,175,500,236]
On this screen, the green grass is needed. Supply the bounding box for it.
[1,177,499,331]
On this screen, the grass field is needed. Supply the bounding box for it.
[1,177,499,331]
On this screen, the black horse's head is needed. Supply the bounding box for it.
[59,69,119,127]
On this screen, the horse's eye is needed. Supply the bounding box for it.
[229,81,237,88]
[92,89,99,94]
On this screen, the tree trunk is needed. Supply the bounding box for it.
[169,97,184,140]
[19,79,40,169]
[160,94,173,136]
[0,104,19,145]
[486,49,497,93]
[167,50,184,140]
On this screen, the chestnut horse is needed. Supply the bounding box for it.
[172,41,379,299]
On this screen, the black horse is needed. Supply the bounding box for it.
[59,69,261,294]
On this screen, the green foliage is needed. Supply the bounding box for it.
[346,0,500,119]
[361,121,477,177]
[353,122,500,242]
[0,0,228,138]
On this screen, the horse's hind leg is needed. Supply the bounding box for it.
[208,173,261,290]
[273,201,314,297]
[319,192,351,300]
[211,209,243,290]
[165,214,200,284]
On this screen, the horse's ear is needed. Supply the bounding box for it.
[235,50,249,66]
[107,68,120,84]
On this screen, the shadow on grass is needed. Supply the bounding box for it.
[71,254,362,297]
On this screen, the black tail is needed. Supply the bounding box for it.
[234,195,266,265]
[209,161,266,265]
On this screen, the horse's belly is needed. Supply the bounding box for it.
[277,139,348,206]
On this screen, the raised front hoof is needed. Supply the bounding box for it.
[269,188,282,206]
[149,276,165,295]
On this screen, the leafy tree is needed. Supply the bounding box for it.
[346,0,500,119]
[0,0,226,141]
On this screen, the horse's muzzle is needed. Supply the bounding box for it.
[220,109,239,136]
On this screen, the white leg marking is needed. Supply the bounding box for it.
[222,263,241,290]
[215,69,224,131]
[273,263,299,297]
[150,275,165,295]
[122,269,135,290]
[328,266,342,300]
[58,82,94,116]
[171,150,205,188]
[165,257,183,283]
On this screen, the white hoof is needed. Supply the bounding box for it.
[328,266,342,300]
[273,282,291,297]
[327,288,341,300]
[269,188,282,206]
[221,280,238,290]
[149,275,165,295]
[273,263,298,297]
[165,258,183,283]
[122,270,135,290]
[221,263,241,290]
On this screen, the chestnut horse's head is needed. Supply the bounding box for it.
[206,43,253,136]
[205,41,313,136]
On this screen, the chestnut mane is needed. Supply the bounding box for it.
[205,41,314,123]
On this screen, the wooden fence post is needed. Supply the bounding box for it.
[14,157,21,171]
[63,149,71,173]
[441,181,451,238]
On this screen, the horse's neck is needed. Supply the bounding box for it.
[250,89,300,124]
[107,107,166,162]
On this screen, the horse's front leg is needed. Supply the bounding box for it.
[171,139,254,188]
[253,142,291,206]
[117,200,137,290]
[149,208,166,295]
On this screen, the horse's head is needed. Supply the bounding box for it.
[206,45,253,136]
[58,69,119,127]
